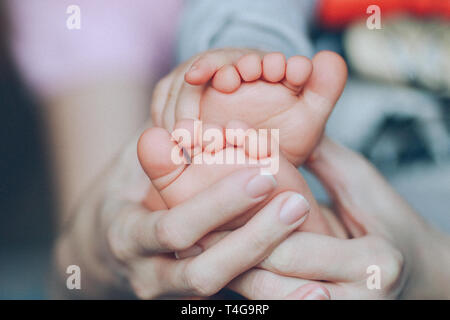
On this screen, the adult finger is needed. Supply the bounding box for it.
[163,191,311,297]
[174,83,203,122]
[259,232,404,284]
[184,49,248,85]
[178,228,392,284]
[108,168,277,258]
[163,73,187,131]
[306,137,413,237]
[150,74,174,127]
[229,266,394,300]
[174,49,252,122]
[228,269,329,300]
[152,168,277,252]
[163,51,240,130]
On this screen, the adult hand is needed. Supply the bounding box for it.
[102,162,311,299]
[223,137,450,299]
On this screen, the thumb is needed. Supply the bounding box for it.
[306,137,411,237]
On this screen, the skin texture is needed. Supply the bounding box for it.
[55,48,346,299]
[55,130,450,299]
[142,49,347,237]
[137,121,331,234]
[53,113,320,299]
[228,138,450,299]
[55,48,450,299]
[154,49,348,167]
[56,130,314,298]
[199,51,347,167]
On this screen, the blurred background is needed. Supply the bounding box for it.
[0,4,55,299]
[0,0,449,299]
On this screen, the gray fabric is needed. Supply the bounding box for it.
[176,0,315,62]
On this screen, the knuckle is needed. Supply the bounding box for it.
[250,272,281,299]
[366,237,405,292]
[155,217,188,251]
[248,234,269,253]
[264,245,293,274]
[130,278,159,300]
[383,246,405,286]
[184,265,217,297]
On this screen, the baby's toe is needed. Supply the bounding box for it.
[236,54,262,82]
[212,65,241,93]
[303,51,347,115]
[138,127,187,190]
[262,52,286,82]
[285,56,313,92]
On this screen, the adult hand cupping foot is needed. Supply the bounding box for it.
[54,124,307,298]
[57,47,449,299]
[228,137,450,299]
[104,165,311,299]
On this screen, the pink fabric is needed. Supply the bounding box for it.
[7,0,182,97]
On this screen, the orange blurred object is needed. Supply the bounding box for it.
[318,0,450,29]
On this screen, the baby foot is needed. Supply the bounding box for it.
[185,51,347,167]
[137,119,332,234]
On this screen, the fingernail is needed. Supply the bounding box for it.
[174,245,203,259]
[279,194,310,225]
[303,287,330,300]
[246,174,277,199]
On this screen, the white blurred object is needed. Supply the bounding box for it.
[344,17,450,97]
[327,79,449,164]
